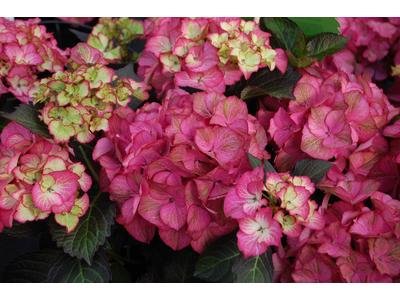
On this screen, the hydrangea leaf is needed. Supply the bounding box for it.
[47,247,111,283]
[247,153,277,183]
[232,248,274,283]
[136,270,162,283]
[260,17,304,56]
[162,248,203,283]
[240,86,269,100]
[110,262,133,283]
[2,219,47,238]
[111,62,141,85]
[194,231,240,283]
[247,153,263,170]
[110,62,143,110]
[288,17,341,40]
[2,102,52,138]
[264,158,277,174]
[307,33,350,62]
[286,50,317,68]
[48,190,115,265]
[227,65,300,100]
[290,158,334,185]
[2,250,59,283]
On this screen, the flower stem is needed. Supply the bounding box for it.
[81,143,94,151]
[78,145,100,185]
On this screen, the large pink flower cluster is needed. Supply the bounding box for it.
[273,190,400,283]
[259,63,400,282]
[0,17,69,103]
[322,18,400,98]
[0,121,92,233]
[137,17,287,98]
[263,64,399,183]
[93,88,270,252]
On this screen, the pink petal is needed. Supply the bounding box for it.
[186,204,211,232]
[223,187,247,219]
[123,213,156,244]
[159,201,186,230]
[237,230,268,258]
[159,227,191,251]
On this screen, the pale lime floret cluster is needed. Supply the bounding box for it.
[28,44,150,144]
[87,17,144,63]
[208,19,285,79]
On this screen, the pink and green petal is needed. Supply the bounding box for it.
[54,212,80,233]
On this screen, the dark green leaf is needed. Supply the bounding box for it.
[227,65,300,100]
[47,247,111,283]
[286,50,318,68]
[139,235,176,276]
[194,231,240,283]
[290,158,334,185]
[232,248,274,283]
[260,17,303,56]
[2,219,47,238]
[2,102,52,138]
[246,154,276,183]
[69,28,89,43]
[288,17,341,40]
[162,248,201,283]
[2,250,59,283]
[106,224,130,254]
[110,262,133,283]
[307,33,350,62]
[48,190,115,265]
[294,32,311,59]
[112,62,142,83]
[240,86,269,100]
[135,270,162,283]
[247,153,263,170]
[111,63,143,110]
[263,158,277,174]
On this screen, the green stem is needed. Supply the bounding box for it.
[106,249,127,265]
[262,192,270,199]
[81,143,94,151]
[88,190,103,212]
[78,145,100,185]
[105,239,113,250]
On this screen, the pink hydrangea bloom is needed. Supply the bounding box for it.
[0,17,69,102]
[97,88,269,252]
[0,121,92,233]
[138,17,287,98]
